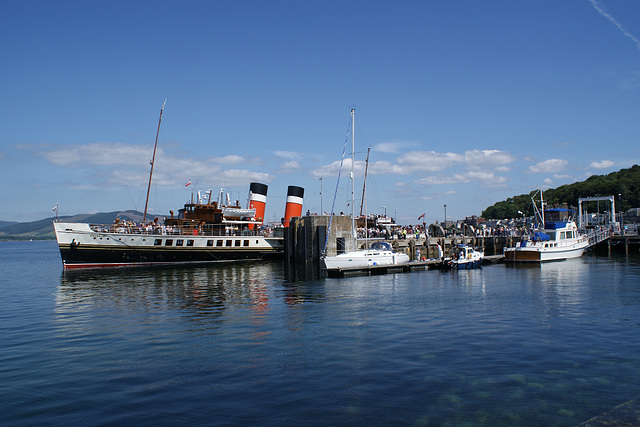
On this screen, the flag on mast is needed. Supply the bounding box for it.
[418,213,425,220]
[185,181,192,187]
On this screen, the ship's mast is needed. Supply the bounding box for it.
[351,108,356,251]
[143,99,166,223]
[540,189,545,229]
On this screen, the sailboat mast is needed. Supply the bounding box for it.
[351,108,356,251]
[143,99,166,223]
[540,189,545,229]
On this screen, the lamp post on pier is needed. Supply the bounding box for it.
[444,204,447,229]
[319,177,323,214]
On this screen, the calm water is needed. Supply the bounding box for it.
[1,241,640,426]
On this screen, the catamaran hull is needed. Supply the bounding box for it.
[54,222,283,269]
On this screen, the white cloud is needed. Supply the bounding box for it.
[39,142,151,167]
[466,170,507,184]
[313,149,517,185]
[544,178,553,185]
[588,160,614,169]
[313,158,392,177]
[420,190,456,201]
[369,160,397,175]
[219,169,270,183]
[463,149,516,170]
[553,174,571,180]
[373,141,417,154]
[393,149,515,174]
[313,158,351,177]
[273,150,301,159]
[528,159,568,174]
[33,142,267,188]
[214,155,245,165]
[37,142,246,169]
[414,175,467,185]
[393,151,461,174]
[414,170,507,187]
[279,160,301,172]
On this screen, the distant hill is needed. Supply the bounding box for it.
[0,210,165,241]
[482,164,640,219]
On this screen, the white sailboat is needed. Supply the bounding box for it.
[322,109,409,271]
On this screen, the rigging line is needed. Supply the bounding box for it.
[359,146,370,217]
[162,142,176,213]
[353,115,383,221]
[368,165,387,216]
[321,114,353,257]
[125,185,138,211]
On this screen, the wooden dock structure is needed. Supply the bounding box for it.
[323,254,506,278]
[324,259,441,278]
[285,215,637,269]
[593,234,640,256]
[286,215,528,263]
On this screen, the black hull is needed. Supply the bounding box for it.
[59,246,283,268]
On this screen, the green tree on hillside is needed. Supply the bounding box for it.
[482,165,639,219]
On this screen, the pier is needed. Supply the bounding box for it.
[285,215,485,263]
[324,259,440,278]
[594,234,640,256]
[286,215,636,267]
[323,255,506,278]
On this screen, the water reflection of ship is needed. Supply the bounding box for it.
[284,261,325,283]
[57,262,325,316]
[505,257,591,309]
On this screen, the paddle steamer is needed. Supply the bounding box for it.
[53,102,304,269]
[54,183,288,269]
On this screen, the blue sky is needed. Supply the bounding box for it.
[2,0,639,225]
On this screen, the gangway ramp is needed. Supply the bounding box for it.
[583,228,611,247]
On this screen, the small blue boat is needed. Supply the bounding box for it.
[447,244,484,269]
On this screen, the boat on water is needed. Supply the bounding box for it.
[504,190,589,262]
[321,109,409,271]
[54,183,288,269]
[322,241,409,270]
[54,103,302,269]
[446,244,484,269]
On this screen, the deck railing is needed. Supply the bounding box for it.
[89,224,283,238]
[583,228,611,247]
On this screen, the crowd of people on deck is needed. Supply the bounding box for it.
[105,217,278,237]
